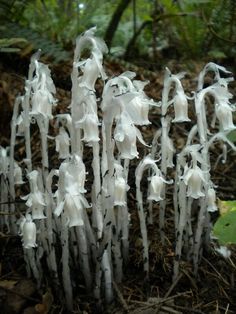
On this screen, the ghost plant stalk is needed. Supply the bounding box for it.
[9,97,22,233]
[72,28,107,239]
[192,63,235,273]
[21,51,41,173]
[136,155,171,276]
[160,68,189,243]
[173,63,235,279]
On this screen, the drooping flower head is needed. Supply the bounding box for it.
[207,187,218,213]
[114,162,129,206]
[21,170,46,220]
[21,213,37,249]
[30,62,57,118]
[172,84,190,123]
[55,127,71,159]
[183,164,206,199]
[114,111,148,159]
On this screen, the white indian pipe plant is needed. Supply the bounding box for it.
[1,28,236,310]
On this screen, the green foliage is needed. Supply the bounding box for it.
[1,22,70,62]
[1,0,236,62]
[227,130,236,143]
[213,201,236,245]
[0,37,27,52]
[21,0,110,46]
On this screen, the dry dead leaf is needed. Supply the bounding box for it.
[35,290,54,314]
[0,279,17,289]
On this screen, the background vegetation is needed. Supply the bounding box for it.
[1,0,236,66]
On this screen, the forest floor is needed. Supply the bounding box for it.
[0,52,236,314]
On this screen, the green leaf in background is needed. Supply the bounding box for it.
[0,38,28,47]
[227,130,236,143]
[213,200,236,245]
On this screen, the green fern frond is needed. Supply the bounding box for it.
[1,22,70,62]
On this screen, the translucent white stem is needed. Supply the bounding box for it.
[102,249,113,303]
[136,177,149,275]
[75,225,92,291]
[61,213,73,310]
[9,98,20,233]
[92,141,103,239]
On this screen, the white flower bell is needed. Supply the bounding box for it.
[113,162,129,206]
[148,175,164,202]
[76,113,100,142]
[215,102,235,132]
[207,188,218,212]
[183,165,206,199]
[31,63,57,118]
[172,88,190,123]
[22,214,37,249]
[64,193,89,228]
[114,112,148,159]
[126,96,150,125]
[14,162,24,184]
[22,170,46,219]
[0,146,9,177]
[54,155,89,227]
[114,177,128,206]
[55,127,70,159]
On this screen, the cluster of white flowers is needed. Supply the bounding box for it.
[1,28,235,310]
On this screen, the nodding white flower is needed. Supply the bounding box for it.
[125,79,152,125]
[215,102,235,132]
[101,80,138,123]
[21,170,46,219]
[64,193,89,228]
[76,113,100,142]
[31,89,56,118]
[207,188,218,212]
[74,27,107,92]
[14,162,24,184]
[22,214,37,249]
[114,177,128,206]
[148,175,164,202]
[78,54,106,91]
[126,96,151,125]
[55,127,70,159]
[31,63,57,118]
[113,162,129,206]
[54,155,89,225]
[63,155,87,194]
[183,165,206,199]
[0,146,9,177]
[148,172,172,202]
[172,88,190,123]
[114,112,148,159]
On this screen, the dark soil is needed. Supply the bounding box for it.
[0,52,236,314]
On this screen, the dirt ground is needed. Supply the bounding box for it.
[0,52,236,314]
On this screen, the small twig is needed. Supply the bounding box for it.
[0,285,40,303]
[173,305,205,314]
[129,291,192,309]
[113,280,129,312]
[202,257,230,286]
[161,305,182,314]
[181,269,198,290]
[224,304,230,314]
[164,273,183,298]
